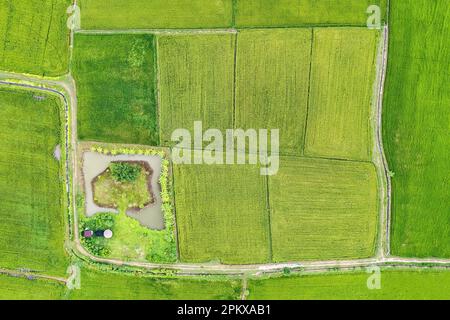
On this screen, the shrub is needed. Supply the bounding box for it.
[110,162,141,182]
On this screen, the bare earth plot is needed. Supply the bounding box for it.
[0,0,70,76]
[235,28,312,156]
[173,161,271,264]
[269,157,378,261]
[79,0,233,29]
[0,87,68,276]
[305,28,378,161]
[158,33,235,145]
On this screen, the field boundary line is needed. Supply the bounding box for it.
[0,268,67,285]
[301,28,314,155]
[265,175,273,263]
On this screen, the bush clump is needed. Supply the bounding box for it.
[110,162,141,182]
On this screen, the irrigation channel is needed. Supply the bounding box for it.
[0,24,450,284]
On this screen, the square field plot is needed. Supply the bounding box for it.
[305,28,379,161]
[79,0,233,29]
[73,34,159,145]
[0,0,70,76]
[0,87,68,276]
[173,162,271,264]
[235,29,312,156]
[269,157,378,261]
[158,34,235,145]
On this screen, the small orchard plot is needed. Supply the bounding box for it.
[235,0,387,27]
[173,161,270,264]
[158,34,235,145]
[269,157,378,261]
[235,29,312,156]
[79,0,233,29]
[0,87,68,276]
[305,28,378,161]
[73,34,159,145]
[0,0,70,76]
[68,269,241,300]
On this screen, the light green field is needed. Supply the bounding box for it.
[235,29,312,155]
[73,34,159,145]
[0,274,65,300]
[68,269,241,300]
[305,28,378,161]
[248,269,450,300]
[235,0,387,27]
[158,34,235,145]
[79,0,233,29]
[173,161,270,264]
[0,87,68,276]
[269,157,378,261]
[383,0,450,257]
[0,0,70,76]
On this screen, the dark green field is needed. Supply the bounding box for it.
[73,34,159,145]
[383,0,450,257]
[0,87,68,276]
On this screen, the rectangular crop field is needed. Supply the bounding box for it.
[235,29,312,155]
[247,269,450,300]
[158,34,235,145]
[79,0,233,29]
[68,269,241,300]
[269,157,378,261]
[235,0,387,27]
[0,0,70,76]
[305,28,378,161]
[383,0,450,257]
[173,161,271,264]
[0,87,68,276]
[73,34,159,145]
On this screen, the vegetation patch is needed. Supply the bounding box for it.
[383,0,450,257]
[0,274,65,300]
[269,157,378,261]
[305,28,378,161]
[73,34,159,145]
[235,29,312,155]
[79,145,177,263]
[93,161,153,213]
[157,34,235,145]
[173,161,271,264]
[79,0,233,29]
[0,0,70,76]
[0,87,68,276]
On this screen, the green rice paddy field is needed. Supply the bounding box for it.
[72,34,159,145]
[0,0,70,76]
[157,33,235,145]
[78,0,387,29]
[269,157,378,261]
[173,162,271,264]
[0,270,242,300]
[235,29,312,156]
[0,87,68,276]
[383,0,450,257]
[247,269,450,300]
[305,28,378,161]
[235,0,388,27]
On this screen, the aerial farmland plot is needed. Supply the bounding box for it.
[0,0,449,303]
